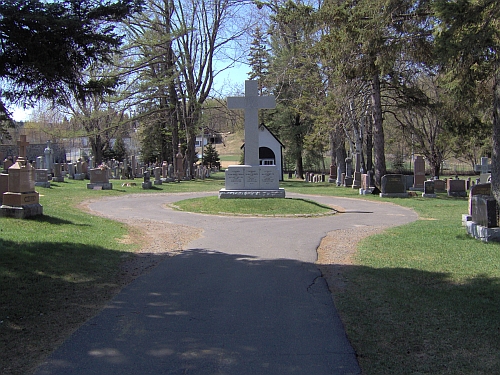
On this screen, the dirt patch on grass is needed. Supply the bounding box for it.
[316,226,386,294]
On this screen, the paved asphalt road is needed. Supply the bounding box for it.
[34,192,417,375]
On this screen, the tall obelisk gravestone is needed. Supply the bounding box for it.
[219,80,285,199]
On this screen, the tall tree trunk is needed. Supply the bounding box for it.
[492,68,500,204]
[294,114,305,179]
[366,115,373,172]
[370,71,386,188]
[91,134,103,165]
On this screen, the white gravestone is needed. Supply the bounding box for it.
[220,81,284,198]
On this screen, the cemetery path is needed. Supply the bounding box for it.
[34,193,417,375]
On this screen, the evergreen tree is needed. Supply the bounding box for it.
[0,0,142,114]
[113,134,128,162]
[317,0,433,187]
[432,0,500,202]
[203,143,220,168]
[248,26,271,95]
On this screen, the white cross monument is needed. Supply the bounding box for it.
[219,80,285,199]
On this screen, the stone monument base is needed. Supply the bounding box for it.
[359,187,375,195]
[52,176,65,182]
[0,203,43,218]
[87,182,113,190]
[219,188,286,199]
[142,181,152,189]
[154,180,162,185]
[466,221,500,242]
[35,181,51,188]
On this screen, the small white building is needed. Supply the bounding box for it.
[242,124,284,181]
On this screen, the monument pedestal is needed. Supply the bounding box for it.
[219,165,285,199]
[0,141,43,218]
[219,188,285,199]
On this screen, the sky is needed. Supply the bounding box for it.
[10,63,250,122]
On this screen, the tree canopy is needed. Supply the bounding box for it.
[0,0,142,112]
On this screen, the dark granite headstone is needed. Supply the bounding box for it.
[380,174,408,197]
[447,179,467,197]
[422,180,436,198]
[471,195,498,228]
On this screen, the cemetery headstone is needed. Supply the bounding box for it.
[34,169,51,188]
[43,140,53,174]
[3,158,13,173]
[87,166,113,190]
[468,183,492,217]
[36,156,44,170]
[328,164,337,183]
[359,171,377,195]
[175,148,185,181]
[67,163,76,179]
[74,160,85,180]
[352,153,362,189]
[412,156,425,190]
[0,172,8,204]
[464,183,500,241]
[422,180,436,198]
[154,167,162,185]
[447,179,467,197]
[474,157,491,184]
[52,163,64,182]
[220,80,284,198]
[142,170,152,189]
[0,135,43,218]
[433,179,446,193]
[380,174,408,198]
[81,160,89,179]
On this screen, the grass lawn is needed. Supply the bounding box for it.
[1,173,499,374]
[284,178,500,375]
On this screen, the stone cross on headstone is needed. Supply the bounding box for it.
[474,157,492,184]
[17,135,29,159]
[227,80,276,166]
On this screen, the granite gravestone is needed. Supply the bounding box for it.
[447,179,467,197]
[412,156,425,190]
[87,168,113,190]
[52,163,64,182]
[34,169,51,188]
[142,170,152,189]
[422,180,436,198]
[0,135,43,218]
[220,80,284,199]
[154,167,162,185]
[352,153,361,189]
[380,174,408,198]
[474,157,491,184]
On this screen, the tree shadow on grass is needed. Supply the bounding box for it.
[322,263,500,375]
[18,248,500,375]
[25,214,90,226]
[0,239,132,375]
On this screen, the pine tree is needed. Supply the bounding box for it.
[432,0,500,202]
[203,143,220,168]
[248,26,270,95]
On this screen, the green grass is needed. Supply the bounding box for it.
[283,177,500,374]
[173,196,333,216]
[2,173,499,374]
[218,154,240,162]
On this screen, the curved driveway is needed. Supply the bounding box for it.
[35,192,417,375]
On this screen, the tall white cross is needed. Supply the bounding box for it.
[227,80,276,166]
